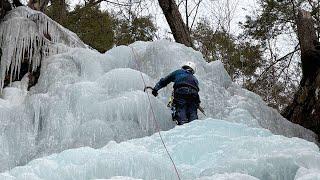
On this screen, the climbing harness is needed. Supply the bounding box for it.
[167,91,206,117]
[144,81,206,121]
[130,46,182,180]
[166,92,179,124]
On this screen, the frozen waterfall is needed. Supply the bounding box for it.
[0,6,319,180]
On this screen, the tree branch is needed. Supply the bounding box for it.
[185,0,188,29]
[253,44,300,86]
[87,0,135,8]
[277,45,298,79]
[190,0,202,30]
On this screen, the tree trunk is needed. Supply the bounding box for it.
[158,0,193,47]
[50,0,67,24]
[283,10,320,140]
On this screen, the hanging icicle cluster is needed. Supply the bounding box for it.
[0,7,87,90]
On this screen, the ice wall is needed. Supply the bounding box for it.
[0,40,317,172]
[1,119,319,180]
[0,46,175,172]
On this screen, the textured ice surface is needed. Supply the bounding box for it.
[1,119,319,180]
[0,7,318,175]
[0,40,317,172]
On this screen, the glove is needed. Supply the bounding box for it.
[152,89,158,97]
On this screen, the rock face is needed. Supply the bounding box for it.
[283,10,320,140]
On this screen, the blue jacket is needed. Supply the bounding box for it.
[154,69,200,103]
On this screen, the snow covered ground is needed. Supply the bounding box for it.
[0,7,320,180]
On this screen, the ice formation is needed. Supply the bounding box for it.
[0,6,319,179]
[0,7,86,89]
[1,120,320,180]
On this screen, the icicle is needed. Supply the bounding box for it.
[32,99,41,136]
[0,7,87,92]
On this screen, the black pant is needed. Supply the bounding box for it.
[173,97,198,125]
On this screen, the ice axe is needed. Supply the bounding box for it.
[198,106,206,116]
[144,86,154,92]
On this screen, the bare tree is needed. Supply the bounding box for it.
[158,0,193,47]
[182,0,203,30]
[208,0,239,33]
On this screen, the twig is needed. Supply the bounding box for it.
[85,0,135,8]
[277,45,298,79]
[190,0,202,30]
[253,44,300,86]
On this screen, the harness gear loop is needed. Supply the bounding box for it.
[168,90,206,117]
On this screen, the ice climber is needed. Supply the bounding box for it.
[152,61,201,125]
